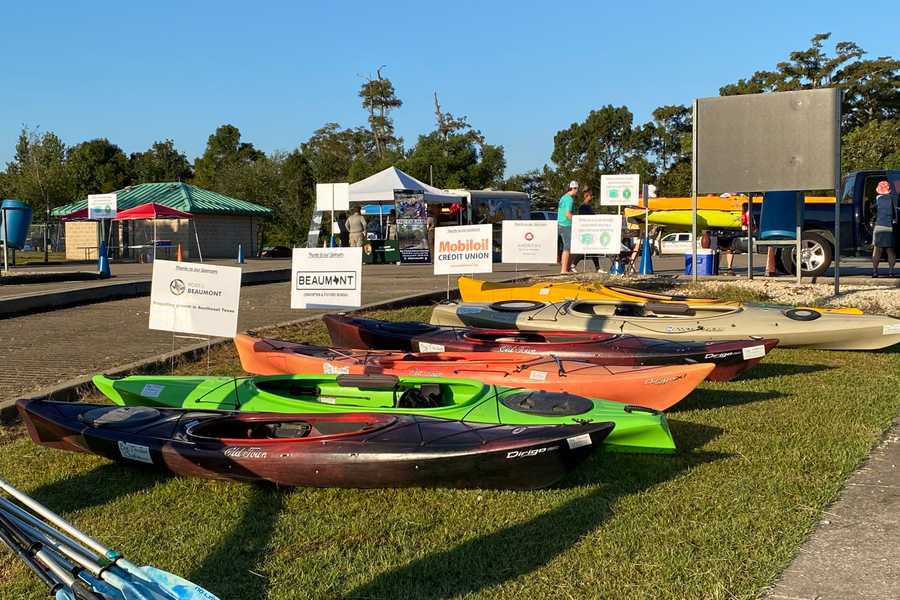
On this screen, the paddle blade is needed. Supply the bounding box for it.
[139,566,220,600]
[55,589,77,600]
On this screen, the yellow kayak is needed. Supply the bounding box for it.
[457,277,863,315]
[624,208,743,229]
[458,276,725,305]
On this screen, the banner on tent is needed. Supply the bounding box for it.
[315,183,350,212]
[501,220,558,264]
[599,174,640,206]
[291,247,362,309]
[149,260,241,338]
[434,224,492,275]
[396,192,429,263]
[572,214,622,254]
[87,193,117,220]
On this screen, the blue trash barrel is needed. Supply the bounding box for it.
[0,199,33,250]
[760,191,803,240]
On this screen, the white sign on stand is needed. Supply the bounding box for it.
[315,183,350,212]
[88,193,117,220]
[571,214,623,254]
[149,260,242,338]
[291,247,362,309]
[501,220,558,264]
[600,174,640,206]
[434,224,493,275]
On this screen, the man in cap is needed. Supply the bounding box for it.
[557,180,578,273]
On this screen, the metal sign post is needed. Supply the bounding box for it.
[833,91,843,295]
[691,98,699,283]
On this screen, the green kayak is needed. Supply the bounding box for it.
[93,373,675,454]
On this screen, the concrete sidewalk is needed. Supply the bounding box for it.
[767,419,900,600]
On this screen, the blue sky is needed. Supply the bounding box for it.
[1,0,896,176]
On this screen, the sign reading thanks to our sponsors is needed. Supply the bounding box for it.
[149,260,242,338]
[87,193,117,220]
[501,220,558,264]
[600,174,640,206]
[291,247,362,309]
[571,214,623,254]
[433,224,493,275]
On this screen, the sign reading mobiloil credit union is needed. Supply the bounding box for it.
[291,247,362,309]
[149,260,242,338]
[433,224,493,275]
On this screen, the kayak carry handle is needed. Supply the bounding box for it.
[624,405,661,415]
[335,374,400,390]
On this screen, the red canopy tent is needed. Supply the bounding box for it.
[114,202,203,262]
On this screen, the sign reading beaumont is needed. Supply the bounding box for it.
[291,247,362,309]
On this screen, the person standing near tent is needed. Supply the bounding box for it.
[872,180,897,278]
[426,211,436,259]
[557,181,578,273]
[386,210,398,240]
[576,188,601,272]
[346,207,367,247]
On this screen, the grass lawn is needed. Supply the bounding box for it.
[1,304,899,599]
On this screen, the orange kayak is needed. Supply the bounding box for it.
[234,334,715,411]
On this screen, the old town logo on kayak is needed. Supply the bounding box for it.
[224,447,268,459]
[437,238,491,261]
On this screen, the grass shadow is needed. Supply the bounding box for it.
[733,362,833,381]
[671,389,785,413]
[340,424,727,599]
[187,485,287,600]
[28,462,168,514]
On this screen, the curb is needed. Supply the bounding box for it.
[0,271,102,285]
[0,268,292,319]
[0,285,459,423]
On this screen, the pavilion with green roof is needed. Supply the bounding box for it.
[53,182,272,260]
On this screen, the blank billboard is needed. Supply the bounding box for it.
[696,88,840,194]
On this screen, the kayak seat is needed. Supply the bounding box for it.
[398,384,444,409]
[500,391,593,417]
[644,302,694,316]
[613,303,646,317]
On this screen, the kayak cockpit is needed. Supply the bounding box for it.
[463,331,617,344]
[186,413,397,443]
[252,375,487,411]
[568,301,738,319]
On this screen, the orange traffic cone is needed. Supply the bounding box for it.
[176,243,184,262]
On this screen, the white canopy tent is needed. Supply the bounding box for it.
[349,167,463,203]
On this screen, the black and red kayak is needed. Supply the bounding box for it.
[324,314,778,382]
[17,399,613,490]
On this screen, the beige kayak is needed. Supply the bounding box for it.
[430,301,900,351]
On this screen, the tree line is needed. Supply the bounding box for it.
[1,33,897,243]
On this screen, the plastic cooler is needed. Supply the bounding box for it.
[0,199,33,249]
[684,249,719,275]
